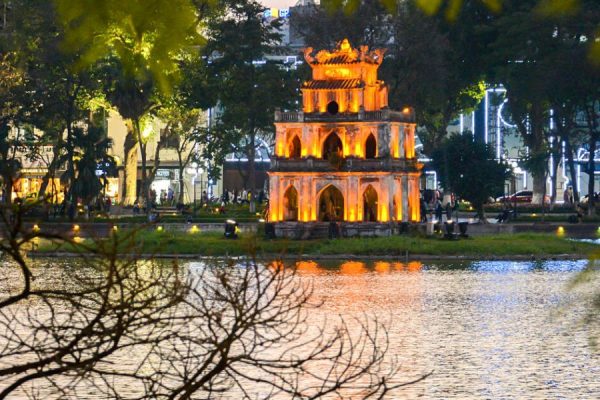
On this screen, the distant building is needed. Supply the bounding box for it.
[444,87,600,200]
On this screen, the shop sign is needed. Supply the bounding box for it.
[21,168,48,176]
[95,161,116,177]
[155,169,172,179]
[263,8,290,19]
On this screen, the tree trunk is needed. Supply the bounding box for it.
[522,104,547,205]
[2,173,13,206]
[564,136,579,202]
[38,136,62,201]
[476,203,487,224]
[147,138,163,203]
[122,127,138,206]
[177,151,185,204]
[248,133,256,214]
[134,118,150,213]
[65,125,76,203]
[140,141,149,212]
[587,135,597,216]
[541,169,548,222]
[178,167,185,204]
[550,151,559,207]
[532,172,546,205]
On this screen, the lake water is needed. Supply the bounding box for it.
[1,258,599,399]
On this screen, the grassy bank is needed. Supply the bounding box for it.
[35,231,599,258]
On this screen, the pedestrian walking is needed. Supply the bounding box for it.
[435,199,443,222]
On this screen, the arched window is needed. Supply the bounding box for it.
[322,133,343,160]
[363,185,378,222]
[365,134,376,159]
[318,185,344,222]
[283,186,298,221]
[327,101,339,115]
[289,136,301,159]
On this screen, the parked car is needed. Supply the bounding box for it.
[496,191,551,204]
[496,190,533,203]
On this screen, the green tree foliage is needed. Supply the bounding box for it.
[291,0,392,51]
[431,133,512,222]
[484,0,599,205]
[2,0,111,206]
[201,0,299,211]
[53,0,206,92]
[542,0,600,205]
[386,1,486,155]
[52,0,214,208]
[485,0,555,204]
[101,60,157,207]
[0,55,27,205]
[413,0,501,20]
[70,126,115,204]
[327,0,597,65]
[301,1,486,156]
[156,102,205,203]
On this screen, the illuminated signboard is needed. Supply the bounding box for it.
[263,8,290,19]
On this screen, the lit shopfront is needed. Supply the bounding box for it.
[12,168,64,202]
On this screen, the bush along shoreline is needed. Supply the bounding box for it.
[33,231,599,259]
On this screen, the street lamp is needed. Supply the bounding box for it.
[187,162,205,216]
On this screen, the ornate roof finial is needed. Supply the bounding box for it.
[339,38,351,52]
[303,47,315,64]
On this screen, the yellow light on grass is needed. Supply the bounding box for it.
[189,225,199,234]
[73,224,80,232]
[157,226,163,232]
[32,224,40,233]
[73,236,83,243]
[113,226,118,231]
[557,226,565,237]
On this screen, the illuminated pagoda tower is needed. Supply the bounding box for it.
[269,39,422,237]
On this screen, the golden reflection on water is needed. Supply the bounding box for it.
[374,261,390,273]
[285,259,599,398]
[294,260,321,275]
[339,261,367,275]
[2,258,598,399]
[292,260,424,275]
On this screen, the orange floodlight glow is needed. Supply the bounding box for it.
[270,39,421,225]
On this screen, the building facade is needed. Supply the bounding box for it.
[268,39,422,232]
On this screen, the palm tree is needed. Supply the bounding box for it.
[71,126,115,206]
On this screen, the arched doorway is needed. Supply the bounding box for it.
[283,186,298,221]
[363,185,378,222]
[318,185,344,221]
[289,136,301,159]
[322,133,343,160]
[365,134,376,159]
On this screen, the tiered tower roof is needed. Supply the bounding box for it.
[300,39,389,113]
